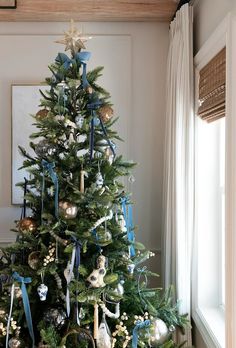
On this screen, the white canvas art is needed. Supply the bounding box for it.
[12,85,48,204]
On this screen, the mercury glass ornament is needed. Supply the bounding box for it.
[95,172,104,189]
[35,139,57,157]
[18,217,37,234]
[57,80,68,93]
[150,318,169,345]
[95,227,112,246]
[44,307,66,329]
[97,105,114,123]
[59,201,78,219]
[28,251,41,270]
[8,337,23,348]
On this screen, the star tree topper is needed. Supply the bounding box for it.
[56,19,90,55]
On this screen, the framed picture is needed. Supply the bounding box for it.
[11,84,48,205]
[0,0,16,8]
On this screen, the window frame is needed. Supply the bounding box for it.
[192,13,236,348]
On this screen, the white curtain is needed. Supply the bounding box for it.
[163,4,194,345]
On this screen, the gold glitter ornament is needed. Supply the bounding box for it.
[36,109,49,120]
[98,105,114,123]
[18,217,37,234]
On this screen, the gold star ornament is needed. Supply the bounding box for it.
[56,20,91,54]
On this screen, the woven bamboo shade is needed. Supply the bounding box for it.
[197,47,226,122]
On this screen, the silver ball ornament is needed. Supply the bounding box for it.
[44,307,66,329]
[75,115,84,128]
[8,337,23,348]
[59,201,78,219]
[150,318,169,345]
[35,139,57,157]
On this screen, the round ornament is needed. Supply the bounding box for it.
[44,307,66,329]
[35,139,57,157]
[57,80,68,93]
[95,227,112,246]
[36,109,49,120]
[97,105,114,123]
[86,86,93,94]
[28,251,41,270]
[59,201,78,219]
[8,337,23,348]
[18,217,37,234]
[150,318,169,346]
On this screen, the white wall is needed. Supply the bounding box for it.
[193,0,233,54]
[0,22,169,281]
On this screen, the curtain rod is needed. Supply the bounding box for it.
[171,0,190,22]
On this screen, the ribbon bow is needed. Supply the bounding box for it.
[7,272,35,348]
[55,52,91,88]
[132,319,150,348]
[121,196,135,257]
[42,160,59,219]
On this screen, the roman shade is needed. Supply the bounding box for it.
[197,47,226,122]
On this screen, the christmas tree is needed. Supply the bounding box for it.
[0,21,188,348]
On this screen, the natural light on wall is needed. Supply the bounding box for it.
[194,115,225,347]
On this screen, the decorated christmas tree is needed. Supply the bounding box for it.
[0,21,188,348]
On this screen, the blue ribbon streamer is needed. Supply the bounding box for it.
[121,197,135,257]
[12,272,35,348]
[42,160,59,219]
[132,319,150,348]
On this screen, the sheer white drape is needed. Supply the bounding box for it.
[163,4,194,345]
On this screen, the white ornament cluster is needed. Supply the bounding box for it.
[0,317,21,337]
[133,312,152,324]
[111,312,131,348]
[43,242,56,266]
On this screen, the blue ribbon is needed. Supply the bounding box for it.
[87,99,103,161]
[42,160,59,219]
[99,117,116,158]
[77,52,91,89]
[55,52,91,89]
[132,319,150,348]
[12,272,35,348]
[121,197,135,257]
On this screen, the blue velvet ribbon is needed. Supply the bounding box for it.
[99,117,116,158]
[42,160,59,219]
[12,272,35,348]
[71,237,81,324]
[55,52,91,89]
[121,197,135,257]
[132,319,150,348]
[87,99,103,161]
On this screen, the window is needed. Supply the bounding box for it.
[193,29,227,347]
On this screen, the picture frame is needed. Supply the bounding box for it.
[11,84,48,205]
[0,0,16,9]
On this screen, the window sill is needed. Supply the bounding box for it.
[192,306,225,348]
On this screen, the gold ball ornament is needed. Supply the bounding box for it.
[98,105,114,123]
[28,251,41,270]
[18,217,37,234]
[86,86,93,94]
[59,201,78,219]
[36,109,49,120]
